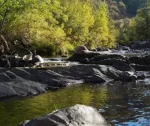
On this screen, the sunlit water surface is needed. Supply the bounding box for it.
[0,82,150,126]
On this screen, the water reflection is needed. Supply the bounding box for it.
[0,85,107,126]
[104,82,150,126]
[0,82,150,126]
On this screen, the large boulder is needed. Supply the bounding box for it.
[68,53,127,65]
[69,46,113,62]
[88,54,133,71]
[68,53,100,63]
[22,54,44,65]
[90,59,133,71]
[75,45,89,54]
[20,104,109,126]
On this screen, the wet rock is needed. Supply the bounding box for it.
[131,41,150,49]
[75,45,89,54]
[68,53,100,63]
[22,54,33,61]
[90,59,133,71]
[144,55,150,64]
[91,48,97,51]
[129,57,146,65]
[0,72,11,81]
[117,45,130,51]
[0,68,83,98]
[131,64,150,71]
[51,65,136,81]
[129,55,150,66]
[20,104,109,126]
[0,77,46,98]
[88,54,133,71]
[90,54,127,61]
[96,47,110,51]
[0,53,44,67]
[0,65,136,98]
[22,54,44,65]
[136,78,150,86]
[0,55,11,67]
[68,53,128,66]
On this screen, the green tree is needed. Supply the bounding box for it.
[63,0,94,47]
[0,0,67,55]
[90,2,112,47]
[135,0,150,40]
[0,0,118,56]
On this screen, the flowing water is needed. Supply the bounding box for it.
[0,81,150,126]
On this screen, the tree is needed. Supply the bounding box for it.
[118,1,126,15]
[0,0,118,56]
[60,0,95,49]
[89,2,110,47]
[135,0,150,40]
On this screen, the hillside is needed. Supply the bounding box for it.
[0,0,149,56]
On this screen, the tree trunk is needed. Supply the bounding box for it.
[0,35,10,54]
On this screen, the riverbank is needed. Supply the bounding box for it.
[1,45,150,125]
[2,45,150,99]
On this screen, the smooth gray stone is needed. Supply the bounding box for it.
[20,104,109,126]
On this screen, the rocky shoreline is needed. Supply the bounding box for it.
[1,45,150,98]
[0,64,137,98]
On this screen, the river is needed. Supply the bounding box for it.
[0,81,149,126]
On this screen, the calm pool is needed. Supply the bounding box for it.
[0,81,150,126]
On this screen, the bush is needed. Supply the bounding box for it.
[31,41,55,56]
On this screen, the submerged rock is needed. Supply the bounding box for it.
[20,104,109,126]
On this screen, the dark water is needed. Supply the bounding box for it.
[0,82,150,126]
